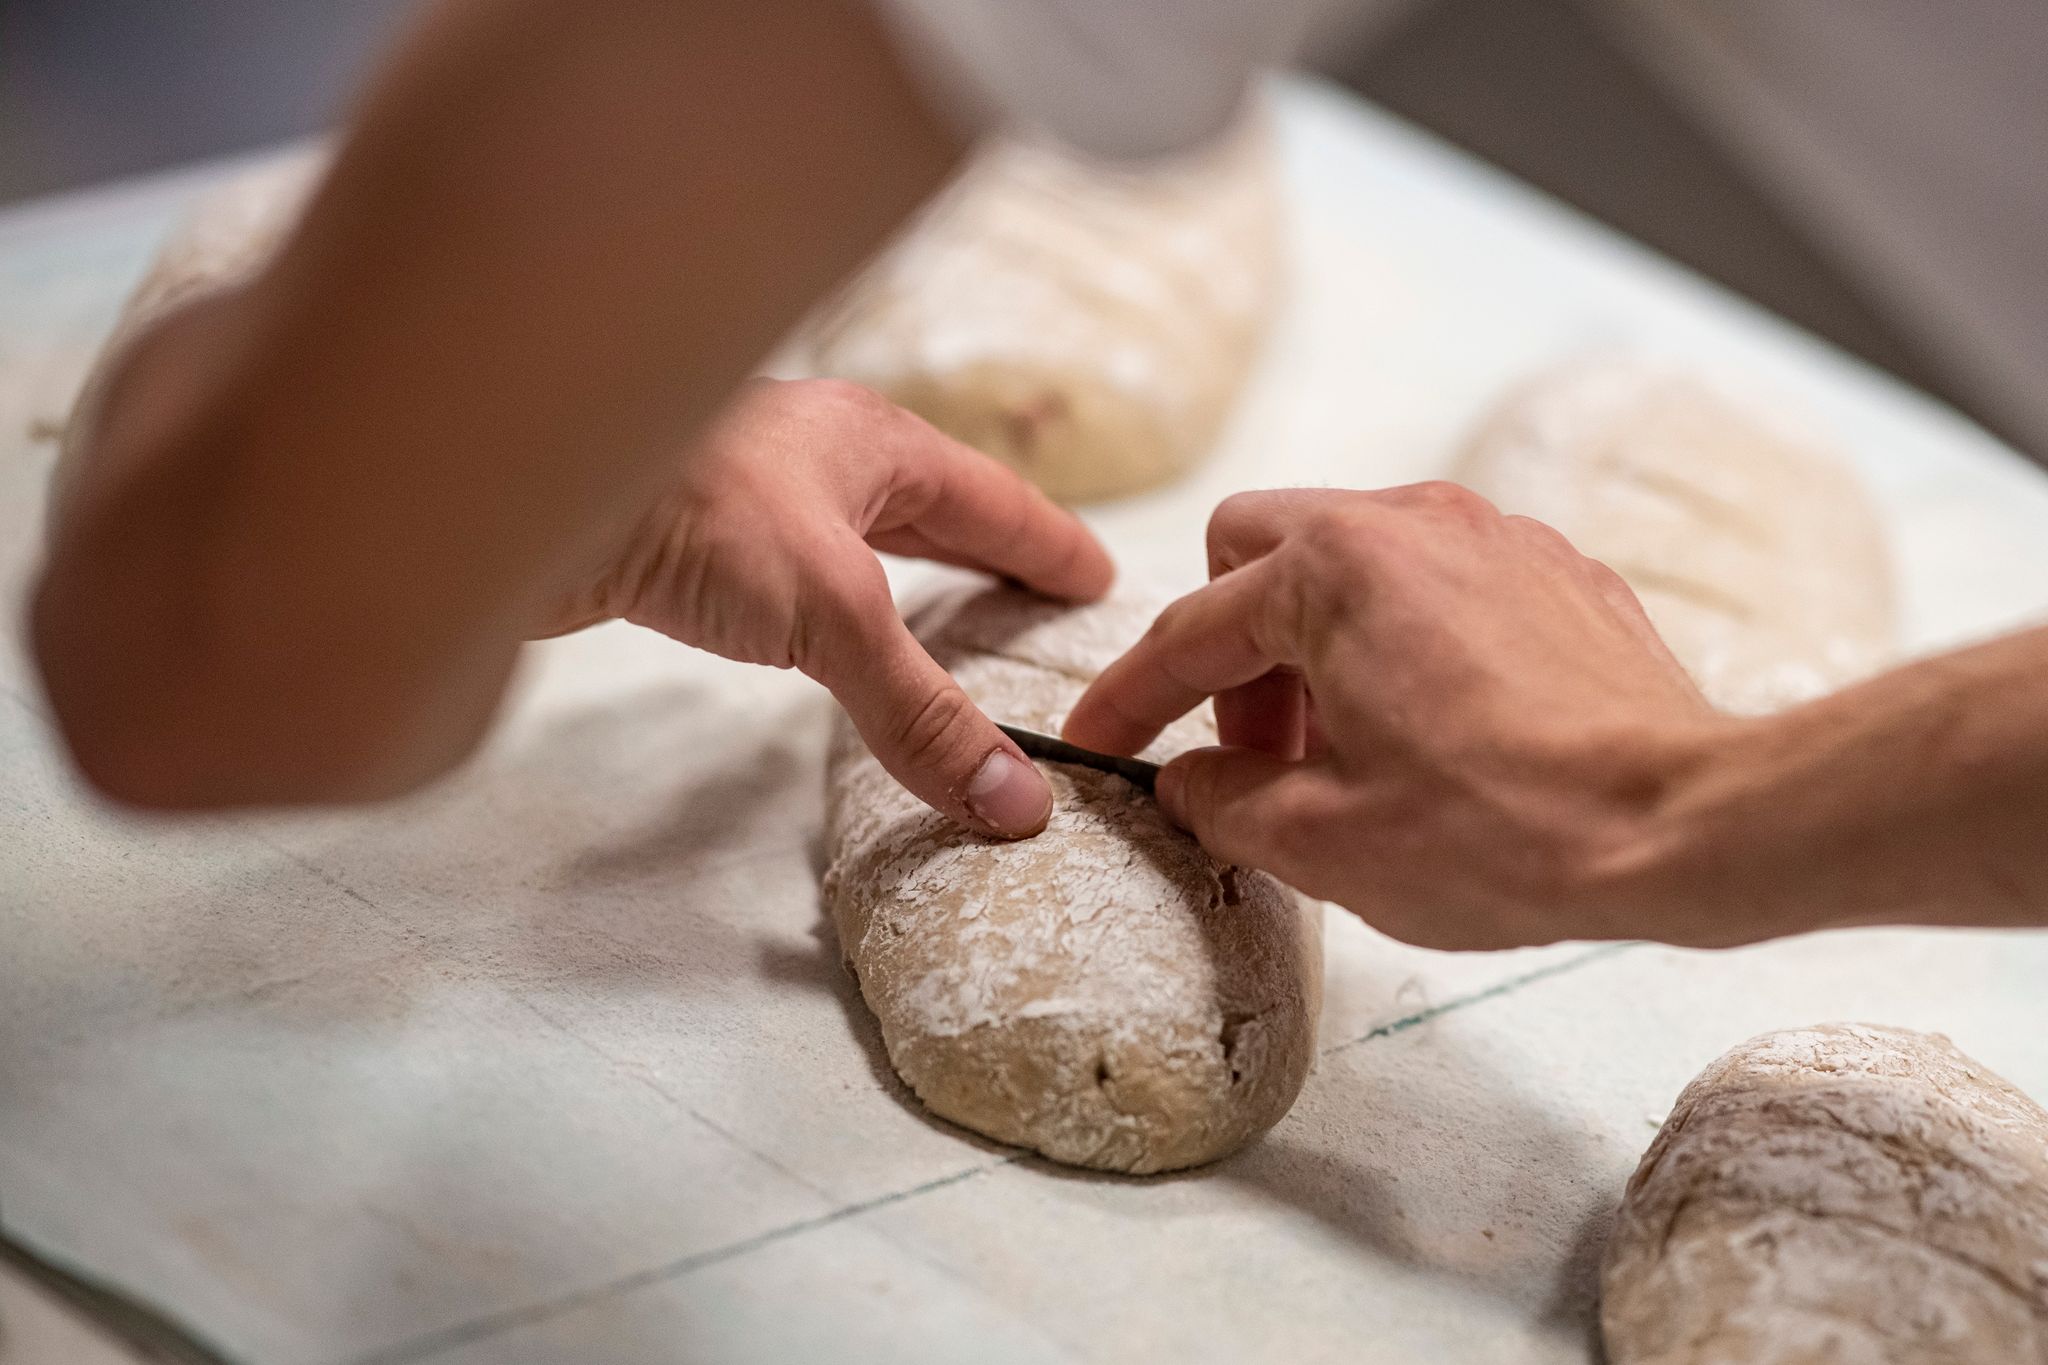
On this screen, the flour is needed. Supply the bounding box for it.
[1603,1024,2048,1363]
[1456,356,1897,715]
[796,114,1282,505]
[821,586,1322,1174]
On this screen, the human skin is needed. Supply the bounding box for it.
[1063,486,2048,949]
[30,0,1112,837]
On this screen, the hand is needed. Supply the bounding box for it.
[546,377,1114,837]
[1061,485,1736,948]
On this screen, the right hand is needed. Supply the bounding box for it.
[1061,486,1737,949]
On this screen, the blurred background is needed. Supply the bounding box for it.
[3,0,2041,462]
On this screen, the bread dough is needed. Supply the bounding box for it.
[1455,357,1896,713]
[821,587,1323,1173]
[1603,1024,2048,1363]
[796,115,1282,505]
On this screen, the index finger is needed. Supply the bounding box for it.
[877,418,1115,604]
[1207,488,1338,575]
[1061,554,1305,756]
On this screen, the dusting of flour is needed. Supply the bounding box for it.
[1603,1023,2048,1363]
[821,587,1322,1174]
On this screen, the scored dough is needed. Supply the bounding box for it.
[796,115,1282,505]
[1456,357,1896,713]
[821,587,1323,1174]
[1604,1024,2048,1364]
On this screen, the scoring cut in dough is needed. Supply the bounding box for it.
[1604,1024,2048,1364]
[796,114,1283,505]
[1455,357,1896,713]
[821,587,1323,1174]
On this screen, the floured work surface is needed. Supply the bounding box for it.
[8,79,2048,1365]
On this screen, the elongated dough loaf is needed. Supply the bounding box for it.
[821,588,1322,1173]
[1456,358,1896,713]
[1604,1024,2048,1363]
[797,117,1282,505]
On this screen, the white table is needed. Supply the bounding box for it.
[6,77,2048,1365]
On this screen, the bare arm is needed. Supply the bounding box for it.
[33,0,990,808]
[1640,626,2048,943]
[1062,487,2048,948]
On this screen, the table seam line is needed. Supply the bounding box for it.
[342,1159,1012,1365]
[348,940,1636,1364]
[1319,941,1639,1056]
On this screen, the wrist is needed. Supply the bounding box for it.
[1579,711,1811,948]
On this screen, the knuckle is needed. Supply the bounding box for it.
[1264,549,1324,654]
[794,551,892,668]
[1207,493,1260,558]
[1584,555,1632,594]
[888,682,978,774]
[1393,479,1498,527]
[1294,506,1379,590]
[1414,479,1487,511]
[841,379,899,420]
[1505,513,1572,551]
[799,377,899,427]
[1146,592,1201,645]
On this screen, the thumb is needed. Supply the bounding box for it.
[1156,745,1332,877]
[815,614,1052,840]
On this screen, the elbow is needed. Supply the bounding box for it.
[30,571,483,813]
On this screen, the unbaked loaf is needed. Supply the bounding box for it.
[821,587,1323,1173]
[1604,1023,2048,1363]
[1456,357,1896,713]
[795,116,1283,505]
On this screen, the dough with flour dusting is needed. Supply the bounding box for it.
[1604,1024,2048,1364]
[796,115,1282,505]
[821,588,1322,1173]
[1456,357,1896,713]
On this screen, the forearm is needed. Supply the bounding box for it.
[1634,626,2048,944]
[34,0,961,807]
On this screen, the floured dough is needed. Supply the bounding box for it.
[1604,1024,2048,1363]
[1455,357,1896,712]
[821,588,1323,1173]
[796,115,1283,505]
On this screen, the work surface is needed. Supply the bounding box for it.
[6,78,2048,1365]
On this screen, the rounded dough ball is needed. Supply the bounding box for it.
[1455,356,1896,713]
[796,116,1283,505]
[1604,1023,2048,1364]
[821,588,1323,1173]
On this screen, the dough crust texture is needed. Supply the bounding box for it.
[796,115,1283,505]
[1456,357,1896,713]
[821,588,1323,1174]
[1604,1024,2048,1364]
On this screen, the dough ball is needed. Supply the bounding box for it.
[1456,357,1896,713]
[821,588,1323,1173]
[1604,1023,2048,1364]
[796,115,1283,505]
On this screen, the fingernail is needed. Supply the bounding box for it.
[966,749,1051,838]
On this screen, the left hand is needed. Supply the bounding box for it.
[543,377,1115,838]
